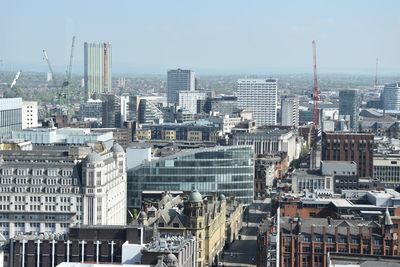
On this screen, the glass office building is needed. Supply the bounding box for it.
[127,145,254,208]
[0,98,22,140]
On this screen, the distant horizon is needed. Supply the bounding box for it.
[1,1,399,78]
[1,67,399,77]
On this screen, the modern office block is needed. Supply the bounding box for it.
[339,90,360,131]
[84,42,112,99]
[178,90,207,114]
[167,69,195,105]
[382,82,400,111]
[237,79,277,126]
[102,94,121,128]
[127,145,254,208]
[281,95,299,127]
[0,98,22,140]
[79,99,103,121]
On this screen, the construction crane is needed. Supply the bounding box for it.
[42,50,54,82]
[374,57,379,88]
[10,70,22,89]
[62,36,75,88]
[310,40,319,169]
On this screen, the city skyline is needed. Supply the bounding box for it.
[1,1,400,75]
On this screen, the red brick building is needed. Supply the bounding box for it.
[321,132,374,178]
[257,210,400,267]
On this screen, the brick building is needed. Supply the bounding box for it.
[321,132,374,178]
[257,210,400,267]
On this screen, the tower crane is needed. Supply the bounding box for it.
[42,50,55,82]
[10,70,22,89]
[310,40,319,169]
[62,36,75,88]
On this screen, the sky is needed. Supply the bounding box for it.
[1,0,400,75]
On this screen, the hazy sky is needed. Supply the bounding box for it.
[1,0,400,74]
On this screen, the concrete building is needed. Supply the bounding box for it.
[281,95,299,128]
[0,98,22,140]
[0,142,127,240]
[120,94,130,126]
[127,145,254,208]
[322,132,374,178]
[382,82,400,111]
[178,90,207,114]
[374,154,400,189]
[84,42,112,99]
[232,128,300,162]
[197,95,239,115]
[237,79,277,126]
[22,101,38,129]
[339,90,360,131]
[167,69,195,105]
[12,127,114,148]
[291,169,333,194]
[136,121,222,142]
[320,161,357,177]
[6,225,151,267]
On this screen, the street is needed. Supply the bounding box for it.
[220,198,271,267]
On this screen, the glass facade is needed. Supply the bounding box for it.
[0,98,22,140]
[127,145,254,208]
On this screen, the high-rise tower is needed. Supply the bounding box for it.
[84,42,112,100]
[339,89,360,132]
[281,95,299,128]
[382,82,400,111]
[237,79,277,126]
[167,69,195,105]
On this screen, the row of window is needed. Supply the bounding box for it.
[0,168,73,177]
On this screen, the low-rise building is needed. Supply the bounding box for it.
[137,191,242,267]
[257,209,400,267]
[374,154,400,189]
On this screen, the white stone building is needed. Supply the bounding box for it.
[0,142,126,240]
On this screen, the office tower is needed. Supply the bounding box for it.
[102,94,121,128]
[339,90,360,131]
[79,99,103,121]
[84,42,112,100]
[22,101,38,129]
[321,132,374,178]
[237,79,277,126]
[120,94,130,126]
[178,90,207,114]
[281,95,299,127]
[0,98,22,140]
[382,82,400,111]
[0,141,126,239]
[127,145,254,208]
[167,69,195,105]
